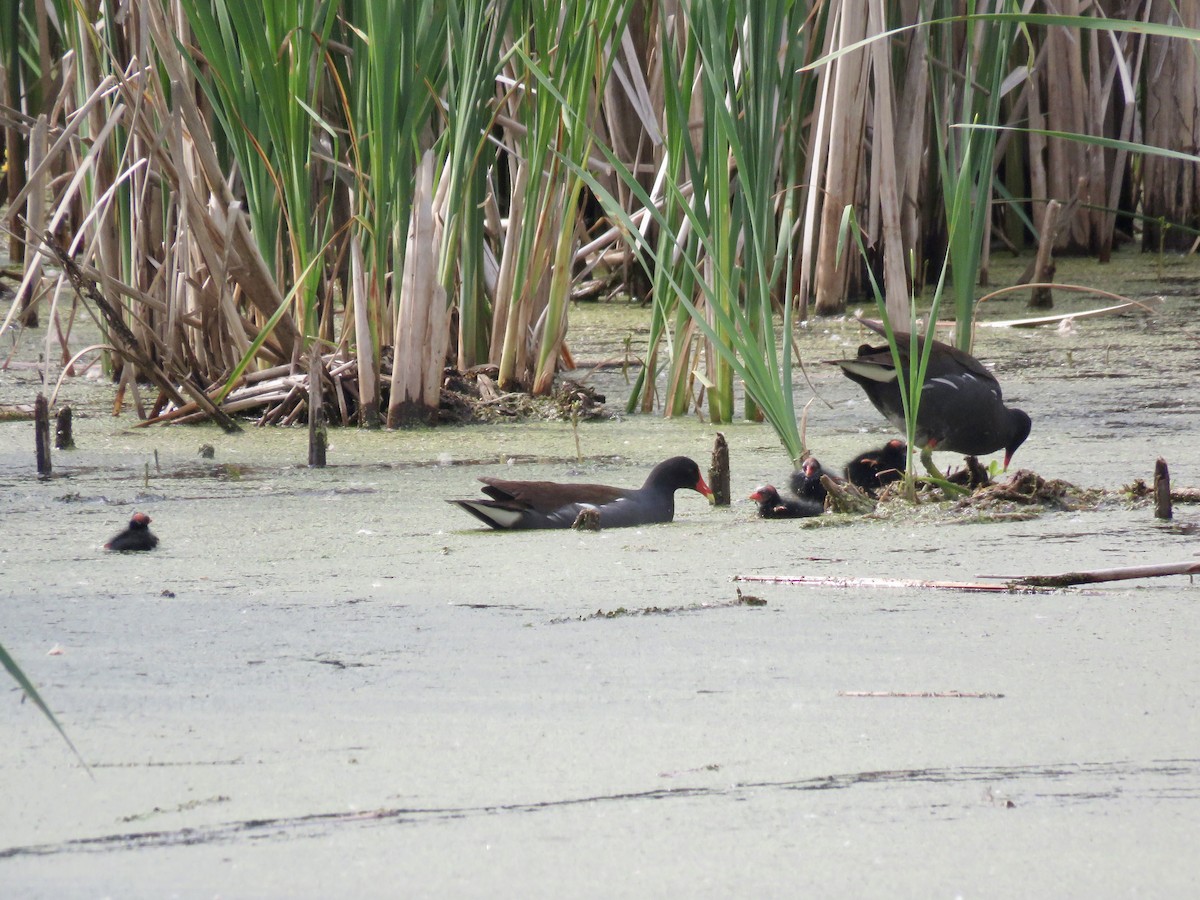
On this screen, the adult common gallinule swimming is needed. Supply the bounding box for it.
[104,512,159,551]
[451,456,713,530]
[834,320,1031,468]
[749,485,823,519]
[845,439,907,494]
[789,456,840,506]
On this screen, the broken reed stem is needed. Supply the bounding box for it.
[34,393,51,477]
[1026,198,1060,309]
[710,432,730,506]
[1154,457,1172,520]
[980,560,1200,588]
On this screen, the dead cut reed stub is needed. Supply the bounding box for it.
[1154,458,1172,520]
[710,432,730,506]
[308,348,327,468]
[34,393,51,477]
[1026,198,1061,309]
[55,405,74,449]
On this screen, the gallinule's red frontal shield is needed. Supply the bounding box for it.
[451,456,713,530]
[105,512,159,551]
[834,320,1031,468]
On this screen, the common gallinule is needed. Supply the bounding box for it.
[789,456,840,506]
[749,485,823,519]
[834,320,1031,468]
[451,456,713,530]
[845,439,907,494]
[104,512,158,551]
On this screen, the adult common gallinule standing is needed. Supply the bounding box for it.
[104,512,158,551]
[451,456,713,530]
[845,439,907,494]
[789,456,840,506]
[834,320,1031,469]
[749,485,823,519]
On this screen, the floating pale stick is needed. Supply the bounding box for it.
[978,296,1159,328]
[838,691,1005,699]
[732,574,1030,593]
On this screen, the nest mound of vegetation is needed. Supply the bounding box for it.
[953,469,1098,513]
[820,466,1107,526]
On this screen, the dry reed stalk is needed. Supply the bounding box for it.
[1143,0,1200,250]
[388,150,449,426]
[1095,8,1148,262]
[813,7,870,315]
[348,232,379,426]
[867,2,908,323]
[17,115,49,325]
[895,19,929,269]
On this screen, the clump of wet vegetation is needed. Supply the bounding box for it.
[549,590,766,624]
[438,372,607,425]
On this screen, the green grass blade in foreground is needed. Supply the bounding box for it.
[2,640,90,774]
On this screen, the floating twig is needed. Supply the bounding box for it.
[978,296,1159,328]
[732,574,1035,593]
[839,690,1005,699]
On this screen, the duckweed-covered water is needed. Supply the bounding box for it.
[2,252,1200,897]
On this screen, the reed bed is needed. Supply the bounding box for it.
[1,2,1197,462]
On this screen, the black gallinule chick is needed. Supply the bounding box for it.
[789,456,840,506]
[845,439,907,494]
[104,512,159,552]
[834,319,1031,470]
[451,456,714,530]
[749,485,823,519]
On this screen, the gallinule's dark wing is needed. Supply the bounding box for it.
[845,439,907,494]
[789,456,840,505]
[749,485,823,519]
[834,320,1031,467]
[105,512,159,551]
[451,456,713,530]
